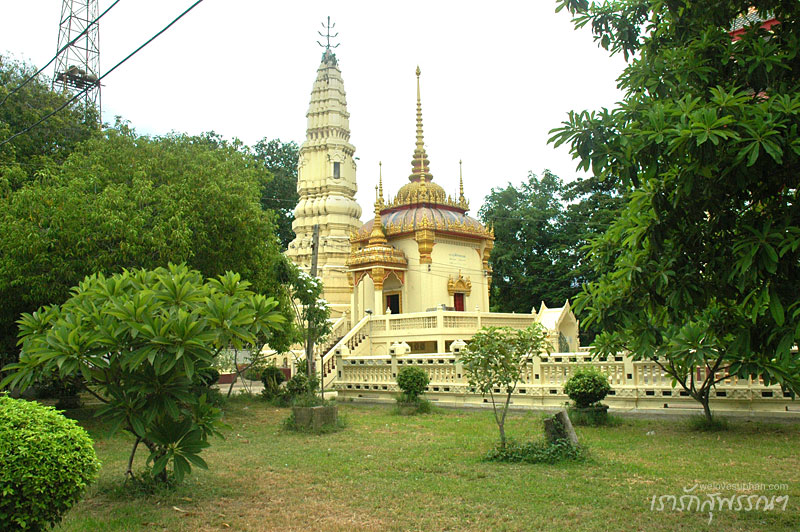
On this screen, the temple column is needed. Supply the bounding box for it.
[372,267,385,315]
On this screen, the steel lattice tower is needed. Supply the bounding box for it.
[53,0,101,115]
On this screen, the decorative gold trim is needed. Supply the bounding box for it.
[415,228,434,264]
[371,266,386,290]
[483,240,494,272]
[447,270,472,296]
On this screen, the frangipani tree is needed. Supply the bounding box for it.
[551,0,800,420]
[2,264,285,483]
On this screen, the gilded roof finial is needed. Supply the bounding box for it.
[459,159,465,199]
[409,66,432,183]
[369,184,387,245]
[378,161,384,202]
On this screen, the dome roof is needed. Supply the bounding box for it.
[351,67,493,244]
[354,204,492,242]
[396,178,446,202]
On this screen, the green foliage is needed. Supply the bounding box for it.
[286,266,332,383]
[253,138,299,251]
[463,324,551,447]
[551,1,800,420]
[396,366,430,401]
[0,121,297,369]
[0,56,99,189]
[484,438,587,464]
[0,395,100,530]
[260,365,286,400]
[285,371,318,398]
[393,398,433,415]
[568,406,614,427]
[2,264,285,483]
[563,368,612,408]
[479,171,624,343]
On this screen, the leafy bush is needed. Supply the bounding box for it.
[484,438,586,464]
[568,406,615,427]
[396,366,429,402]
[0,395,100,530]
[394,398,433,415]
[196,367,221,388]
[260,366,286,400]
[2,264,286,484]
[285,371,318,397]
[563,368,611,408]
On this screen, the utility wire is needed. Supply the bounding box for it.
[0,0,205,149]
[0,0,123,108]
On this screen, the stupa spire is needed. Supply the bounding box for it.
[459,160,465,200]
[369,182,387,245]
[409,66,432,183]
[378,161,384,203]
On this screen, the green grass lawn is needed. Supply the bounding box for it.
[56,397,799,531]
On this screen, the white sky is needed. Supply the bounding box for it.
[1,0,627,220]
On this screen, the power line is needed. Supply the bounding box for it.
[0,0,122,108]
[0,0,205,149]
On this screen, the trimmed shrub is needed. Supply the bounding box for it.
[396,366,429,402]
[563,368,611,408]
[0,395,100,530]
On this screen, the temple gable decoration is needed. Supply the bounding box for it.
[447,271,472,296]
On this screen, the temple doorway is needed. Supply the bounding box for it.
[386,292,401,314]
[453,293,465,311]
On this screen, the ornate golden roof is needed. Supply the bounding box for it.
[346,181,407,270]
[350,67,493,244]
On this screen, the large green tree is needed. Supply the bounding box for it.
[0,123,294,367]
[480,171,571,313]
[551,1,800,419]
[253,138,299,250]
[0,56,98,190]
[479,171,624,344]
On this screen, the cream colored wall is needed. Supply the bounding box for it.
[354,273,375,319]
[430,240,488,312]
[349,236,491,317]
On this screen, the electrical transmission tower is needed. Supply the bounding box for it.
[53,0,101,115]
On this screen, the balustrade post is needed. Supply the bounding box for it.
[623,353,635,386]
[335,353,343,380]
[390,352,398,379]
[531,355,541,386]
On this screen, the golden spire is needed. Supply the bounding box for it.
[459,159,465,200]
[378,161,384,203]
[409,66,432,183]
[369,181,387,245]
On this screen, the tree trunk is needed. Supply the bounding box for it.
[701,393,713,422]
[125,437,141,479]
[498,420,506,449]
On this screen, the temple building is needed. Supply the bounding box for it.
[286,47,362,316]
[271,40,796,416]
[345,67,494,320]
[281,44,580,367]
